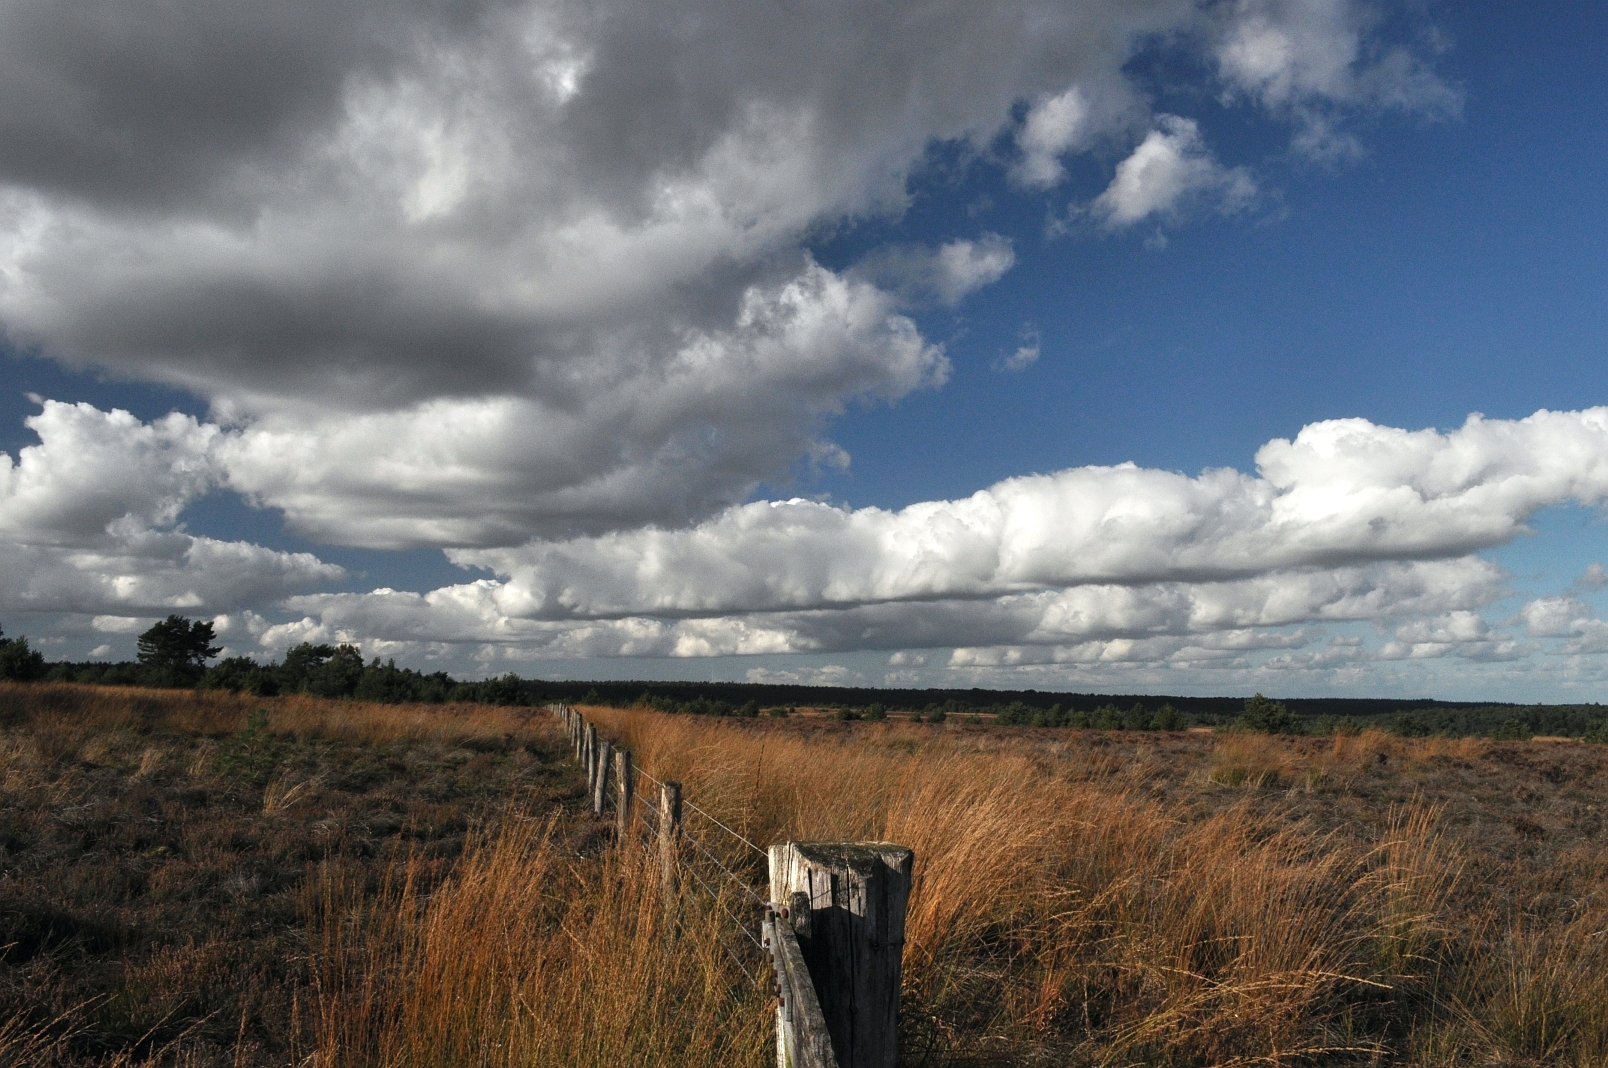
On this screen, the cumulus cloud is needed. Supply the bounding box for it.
[1376,610,1528,662]
[0,401,221,545]
[0,401,343,618]
[1212,0,1461,158]
[855,236,1016,308]
[7,397,1605,680]
[1093,116,1256,228]
[437,408,1608,620]
[0,0,1454,548]
[1520,596,1588,638]
[1013,79,1141,188]
[248,398,1608,662]
[214,262,947,546]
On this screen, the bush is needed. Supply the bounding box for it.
[1091,705,1123,731]
[833,707,860,722]
[1151,703,1183,731]
[1232,693,1303,735]
[200,656,280,696]
[452,673,530,707]
[302,644,364,698]
[863,703,886,722]
[0,627,46,682]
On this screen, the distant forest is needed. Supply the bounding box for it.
[3,615,1605,740]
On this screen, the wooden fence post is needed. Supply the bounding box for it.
[615,748,635,841]
[593,739,612,816]
[767,842,914,1068]
[766,906,836,1068]
[658,781,682,899]
[584,724,597,788]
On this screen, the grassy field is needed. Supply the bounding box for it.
[1,683,1605,1066]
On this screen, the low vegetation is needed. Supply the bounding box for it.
[12,614,1606,740]
[1,682,1605,1065]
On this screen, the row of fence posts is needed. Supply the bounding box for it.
[558,703,683,899]
[548,704,913,1068]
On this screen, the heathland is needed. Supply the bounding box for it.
[1,682,1605,1066]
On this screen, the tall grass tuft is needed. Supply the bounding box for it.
[307,812,768,1068]
[582,706,1608,1064]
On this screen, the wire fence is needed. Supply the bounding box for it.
[552,702,917,1068]
[552,704,771,987]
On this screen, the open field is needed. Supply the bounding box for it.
[2,682,1606,1065]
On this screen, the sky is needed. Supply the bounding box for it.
[1,0,1606,701]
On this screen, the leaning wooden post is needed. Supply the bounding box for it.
[584,723,597,784]
[615,748,636,842]
[768,842,914,1068]
[593,739,612,816]
[658,781,682,899]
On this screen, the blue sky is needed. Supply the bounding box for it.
[2,1,1606,700]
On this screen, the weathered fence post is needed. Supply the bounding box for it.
[584,723,597,789]
[615,748,636,841]
[768,842,914,1068]
[658,781,682,899]
[765,905,836,1068]
[593,739,612,816]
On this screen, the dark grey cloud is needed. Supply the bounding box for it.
[0,0,1456,546]
[0,0,500,209]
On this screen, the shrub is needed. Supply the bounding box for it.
[201,656,280,695]
[0,627,46,682]
[1232,693,1302,735]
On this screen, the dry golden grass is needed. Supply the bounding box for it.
[578,706,1608,1066]
[307,814,768,1068]
[4,683,1606,1066]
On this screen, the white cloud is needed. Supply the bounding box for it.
[212,262,946,546]
[1520,596,1589,638]
[0,401,345,618]
[1092,116,1256,228]
[1212,0,1461,158]
[0,401,221,545]
[0,0,1453,549]
[1013,81,1143,189]
[439,408,1608,620]
[1576,563,1608,592]
[745,664,854,687]
[1016,87,1095,188]
[1563,620,1608,656]
[994,327,1041,372]
[10,403,1606,680]
[856,236,1016,308]
[933,237,1017,305]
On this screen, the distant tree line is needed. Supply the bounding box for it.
[8,615,530,706]
[4,616,1606,739]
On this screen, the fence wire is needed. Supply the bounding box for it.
[554,704,772,986]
